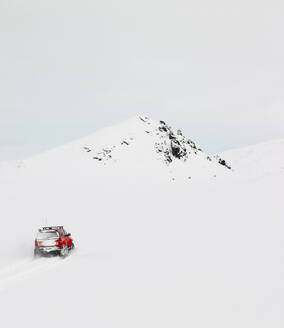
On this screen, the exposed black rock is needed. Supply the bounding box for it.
[83,147,91,152]
[214,155,231,169]
[171,139,187,159]
[177,129,183,136]
[159,126,168,133]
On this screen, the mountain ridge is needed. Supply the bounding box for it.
[16,115,231,181]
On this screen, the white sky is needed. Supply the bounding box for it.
[1,0,284,159]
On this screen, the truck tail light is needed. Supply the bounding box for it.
[35,240,39,248]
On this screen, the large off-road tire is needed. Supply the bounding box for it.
[68,243,74,252]
[34,249,41,258]
[60,245,69,258]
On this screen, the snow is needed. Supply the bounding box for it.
[221,138,284,178]
[0,116,283,327]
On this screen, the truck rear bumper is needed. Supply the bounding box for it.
[34,247,61,256]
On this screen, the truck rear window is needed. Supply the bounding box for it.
[37,231,58,240]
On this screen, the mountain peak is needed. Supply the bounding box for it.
[19,115,231,181]
[78,115,231,178]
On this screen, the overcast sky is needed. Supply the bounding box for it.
[1,0,284,160]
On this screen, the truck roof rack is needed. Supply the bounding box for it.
[39,226,64,231]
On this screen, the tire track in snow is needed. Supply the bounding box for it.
[0,257,66,291]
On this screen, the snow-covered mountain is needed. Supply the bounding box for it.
[18,115,231,181]
[0,118,283,328]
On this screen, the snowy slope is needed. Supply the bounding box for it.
[21,115,231,181]
[221,138,284,178]
[0,118,283,328]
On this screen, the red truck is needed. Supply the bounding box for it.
[34,226,74,257]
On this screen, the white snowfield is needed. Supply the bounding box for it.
[0,116,283,328]
[222,138,284,178]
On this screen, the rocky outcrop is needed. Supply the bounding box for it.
[214,155,231,169]
[82,115,231,170]
[153,119,201,164]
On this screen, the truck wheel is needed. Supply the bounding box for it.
[34,249,40,258]
[60,245,69,257]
